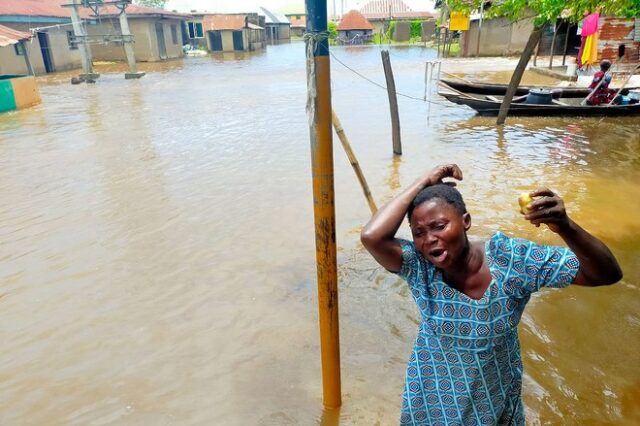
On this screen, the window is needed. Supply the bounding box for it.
[14,42,25,56]
[67,31,78,50]
[188,21,204,39]
[171,24,178,44]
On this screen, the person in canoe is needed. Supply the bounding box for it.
[360,164,622,425]
[586,60,616,105]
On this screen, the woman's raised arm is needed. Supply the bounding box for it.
[360,164,463,272]
[524,188,623,286]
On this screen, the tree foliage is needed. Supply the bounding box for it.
[446,0,640,27]
[328,21,338,40]
[134,0,166,9]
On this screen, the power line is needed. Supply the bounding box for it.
[329,51,462,109]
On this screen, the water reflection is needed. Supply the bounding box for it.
[0,42,638,425]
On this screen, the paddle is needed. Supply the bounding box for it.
[581,44,625,105]
[607,63,640,106]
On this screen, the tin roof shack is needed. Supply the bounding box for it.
[202,13,265,52]
[360,0,434,37]
[259,7,290,42]
[337,10,374,45]
[87,5,188,62]
[0,0,88,74]
[598,16,640,69]
[285,13,306,38]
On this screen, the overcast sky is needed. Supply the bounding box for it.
[165,0,436,14]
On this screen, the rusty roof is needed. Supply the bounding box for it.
[202,14,247,31]
[337,10,373,31]
[0,0,87,19]
[0,23,32,47]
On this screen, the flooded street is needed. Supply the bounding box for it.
[1,42,639,425]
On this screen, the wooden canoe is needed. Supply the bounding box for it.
[438,82,640,117]
[439,77,638,99]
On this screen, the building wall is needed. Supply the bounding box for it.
[1,22,81,74]
[394,21,410,41]
[598,16,640,64]
[89,17,184,62]
[0,43,32,75]
[462,16,535,56]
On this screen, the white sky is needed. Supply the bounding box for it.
[165,0,436,14]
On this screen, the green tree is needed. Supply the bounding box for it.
[328,21,338,41]
[445,0,640,124]
[134,0,166,8]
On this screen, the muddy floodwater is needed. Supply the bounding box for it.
[1,43,639,425]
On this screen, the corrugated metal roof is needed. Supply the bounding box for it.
[202,14,246,31]
[96,4,188,19]
[360,0,412,14]
[0,0,90,19]
[258,7,289,25]
[337,10,374,31]
[363,11,435,20]
[0,23,32,47]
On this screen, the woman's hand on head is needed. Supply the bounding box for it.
[523,188,571,233]
[425,164,463,187]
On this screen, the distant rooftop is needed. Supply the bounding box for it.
[258,6,289,25]
[337,10,374,31]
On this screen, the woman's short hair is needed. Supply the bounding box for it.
[407,184,467,222]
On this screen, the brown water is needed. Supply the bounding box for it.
[1,43,638,425]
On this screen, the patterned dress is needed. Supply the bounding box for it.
[396,232,580,426]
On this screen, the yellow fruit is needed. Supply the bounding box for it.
[518,193,533,214]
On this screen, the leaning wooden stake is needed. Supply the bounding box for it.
[305,0,341,410]
[497,25,545,125]
[381,50,402,155]
[332,110,378,214]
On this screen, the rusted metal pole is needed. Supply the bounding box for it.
[331,110,378,214]
[381,50,402,155]
[305,0,341,409]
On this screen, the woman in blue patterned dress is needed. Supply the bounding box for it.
[360,164,622,426]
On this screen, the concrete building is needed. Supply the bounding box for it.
[259,7,290,42]
[337,10,374,44]
[285,13,306,38]
[0,24,35,75]
[0,0,86,74]
[461,15,536,57]
[202,13,265,52]
[87,5,187,62]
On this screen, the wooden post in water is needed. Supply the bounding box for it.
[381,50,402,155]
[332,110,378,214]
[305,0,341,409]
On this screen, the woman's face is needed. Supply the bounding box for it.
[409,198,471,269]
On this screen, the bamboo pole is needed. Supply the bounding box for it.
[381,50,402,155]
[331,110,378,214]
[305,0,341,409]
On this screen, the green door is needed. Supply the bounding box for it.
[0,79,17,113]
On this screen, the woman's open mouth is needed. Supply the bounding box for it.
[428,248,448,264]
